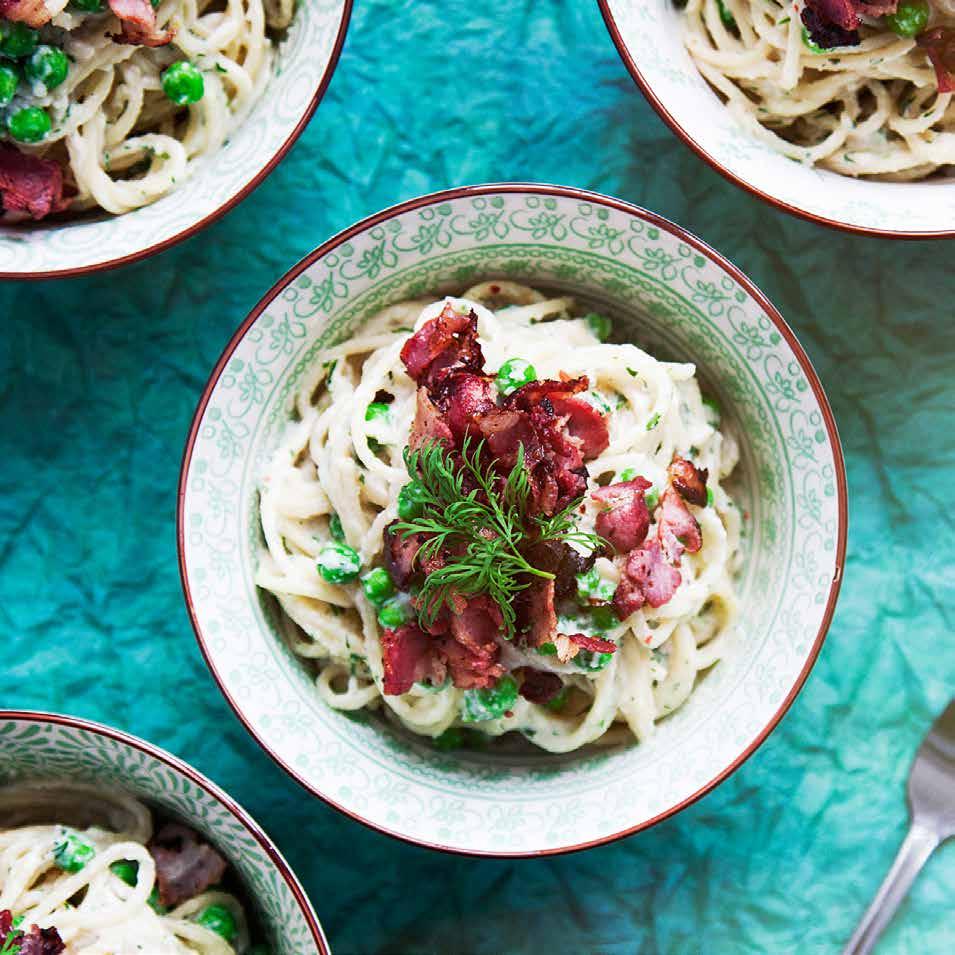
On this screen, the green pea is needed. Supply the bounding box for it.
[575,650,614,671]
[377,598,408,629]
[495,358,537,396]
[1,22,38,58]
[161,60,204,105]
[583,313,612,342]
[433,727,464,750]
[544,686,569,712]
[328,513,345,542]
[716,0,736,28]
[645,487,660,512]
[53,830,95,873]
[536,642,558,656]
[25,45,69,89]
[361,567,394,606]
[316,542,361,584]
[0,65,18,108]
[575,566,615,605]
[590,604,618,632]
[397,480,429,520]
[71,0,105,10]
[196,904,237,942]
[110,860,139,886]
[801,26,828,53]
[461,675,518,723]
[885,0,929,36]
[364,401,390,422]
[8,106,50,143]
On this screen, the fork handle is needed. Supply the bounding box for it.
[843,820,940,955]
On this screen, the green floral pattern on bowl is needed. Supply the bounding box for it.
[180,186,846,855]
[0,1,350,276]
[0,712,328,953]
[601,1,955,236]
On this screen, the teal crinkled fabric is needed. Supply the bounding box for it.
[1,1,954,952]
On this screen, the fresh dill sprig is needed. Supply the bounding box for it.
[392,438,603,638]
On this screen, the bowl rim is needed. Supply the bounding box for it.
[0,708,331,955]
[597,0,955,240]
[0,0,353,282]
[177,181,849,857]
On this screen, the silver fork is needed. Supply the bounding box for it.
[844,699,955,955]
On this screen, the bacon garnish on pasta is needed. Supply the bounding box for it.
[0,147,70,221]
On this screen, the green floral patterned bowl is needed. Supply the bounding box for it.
[178,184,847,856]
[0,710,329,953]
[599,1,955,237]
[0,3,351,279]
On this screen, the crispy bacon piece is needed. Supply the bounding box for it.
[17,927,65,955]
[592,477,652,553]
[567,633,617,654]
[383,522,422,590]
[442,372,497,442]
[548,394,609,459]
[613,540,682,619]
[441,596,505,689]
[517,668,564,704]
[0,0,50,26]
[381,623,436,694]
[657,487,703,563]
[148,823,227,908]
[400,304,484,388]
[804,0,859,30]
[668,456,708,507]
[0,147,70,221]
[108,0,174,45]
[800,5,859,48]
[514,577,557,647]
[918,28,955,94]
[409,388,453,451]
[520,538,593,601]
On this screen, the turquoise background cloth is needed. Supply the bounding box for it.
[1,1,953,951]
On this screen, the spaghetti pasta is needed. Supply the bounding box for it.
[682,0,955,178]
[0,783,254,954]
[256,284,742,755]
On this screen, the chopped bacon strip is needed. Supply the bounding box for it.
[613,540,682,619]
[108,0,174,45]
[442,372,497,442]
[592,477,652,553]
[18,927,65,955]
[518,668,564,704]
[148,823,227,908]
[381,623,436,694]
[800,5,859,48]
[520,538,593,600]
[567,632,617,654]
[515,577,557,647]
[657,486,702,563]
[440,596,505,689]
[409,388,453,451]
[0,0,51,26]
[383,522,422,590]
[918,28,955,94]
[476,406,541,469]
[400,304,484,388]
[668,456,708,507]
[548,394,609,459]
[0,147,70,221]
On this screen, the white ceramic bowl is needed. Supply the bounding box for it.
[0,2,351,278]
[0,710,329,953]
[178,183,848,856]
[600,1,955,237]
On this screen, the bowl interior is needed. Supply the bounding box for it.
[0,715,325,954]
[0,1,349,276]
[180,187,844,854]
[602,0,955,235]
